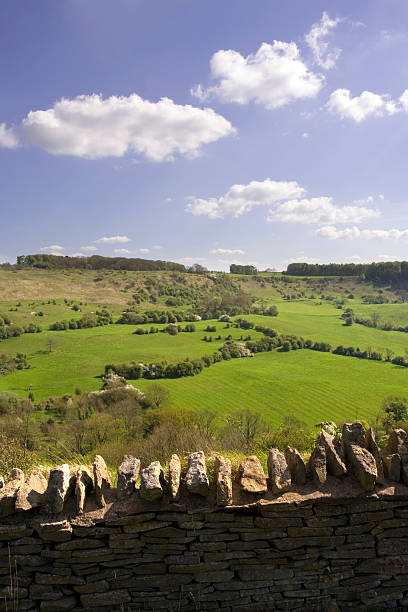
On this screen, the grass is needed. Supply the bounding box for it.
[1,269,408,429]
[133,349,408,427]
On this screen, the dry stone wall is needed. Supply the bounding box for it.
[0,423,407,610]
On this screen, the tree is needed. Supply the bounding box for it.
[382,396,408,422]
[46,337,57,353]
[145,384,170,409]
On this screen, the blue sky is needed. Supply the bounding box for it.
[1,0,408,270]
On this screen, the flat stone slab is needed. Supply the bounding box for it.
[93,455,111,508]
[117,455,140,500]
[215,455,232,506]
[186,451,209,497]
[75,467,93,514]
[285,446,306,485]
[15,471,47,511]
[168,454,181,500]
[238,456,267,494]
[140,461,164,502]
[267,448,291,494]
[46,464,70,514]
[320,430,346,478]
[308,442,326,487]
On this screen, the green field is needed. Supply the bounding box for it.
[1,292,408,426]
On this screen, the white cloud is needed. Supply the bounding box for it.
[137,248,150,254]
[0,94,234,162]
[0,123,19,148]
[152,245,162,250]
[210,248,245,255]
[192,41,323,110]
[305,12,341,69]
[79,245,97,252]
[178,257,208,263]
[327,88,398,122]
[285,255,321,265]
[268,197,379,225]
[71,252,86,257]
[40,245,65,255]
[114,248,132,255]
[186,178,304,219]
[302,132,309,139]
[317,226,408,240]
[94,235,131,244]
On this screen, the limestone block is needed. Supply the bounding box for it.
[382,453,401,482]
[168,454,181,500]
[215,455,232,506]
[238,456,267,494]
[320,431,346,478]
[365,428,385,484]
[46,464,70,514]
[267,448,291,493]
[308,442,327,486]
[347,445,377,491]
[75,467,93,514]
[93,455,111,508]
[117,455,140,500]
[285,446,307,485]
[15,471,47,511]
[140,461,164,501]
[186,451,209,496]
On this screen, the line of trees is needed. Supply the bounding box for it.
[16,254,185,272]
[286,260,408,282]
[230,264,258,275]
[49,310,112,331]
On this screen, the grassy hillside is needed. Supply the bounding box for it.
[1,267,408,429]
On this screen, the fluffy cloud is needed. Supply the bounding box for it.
[79,245,97,252]
[210,248,245,255]
[95,235,131,244]
[268,197,379,225]
[137,248,150,254]
[327,89,398,122]
[186,179,304,219]
[114,248,132,255]
[305,12,341,69]
[192,41,323,110]
[0,94,234,161]
[40,245,65,255]
[317,226,408,240]
[0,123,19,148]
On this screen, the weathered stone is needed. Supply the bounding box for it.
[117,455,140,500]
[0,478,4,489]
[308,442,326,486]
[320,431,346,478]
[93,455,111,508]
[75,466,93,514]
[365,428,385,484]
[267,448,291,493]
[186,451,209,496]
[384,429,408,464]
[168,454,181,500]
[347,445,377,491]
[80,589,131,607]
[402,464,408,486]
[285,446,306,485]
[45,464,70,514]
[39,598,76,612]
[238,456,267,494]
[140,461,164,501]
[0,474,24,518]
[15,471,47,512]
[215,455,232,506]
[342,422,365,455]
[382,453,401,482]
[9,468,24,480]
[37,520,72,542]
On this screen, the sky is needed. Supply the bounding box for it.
[1,0,408,271]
